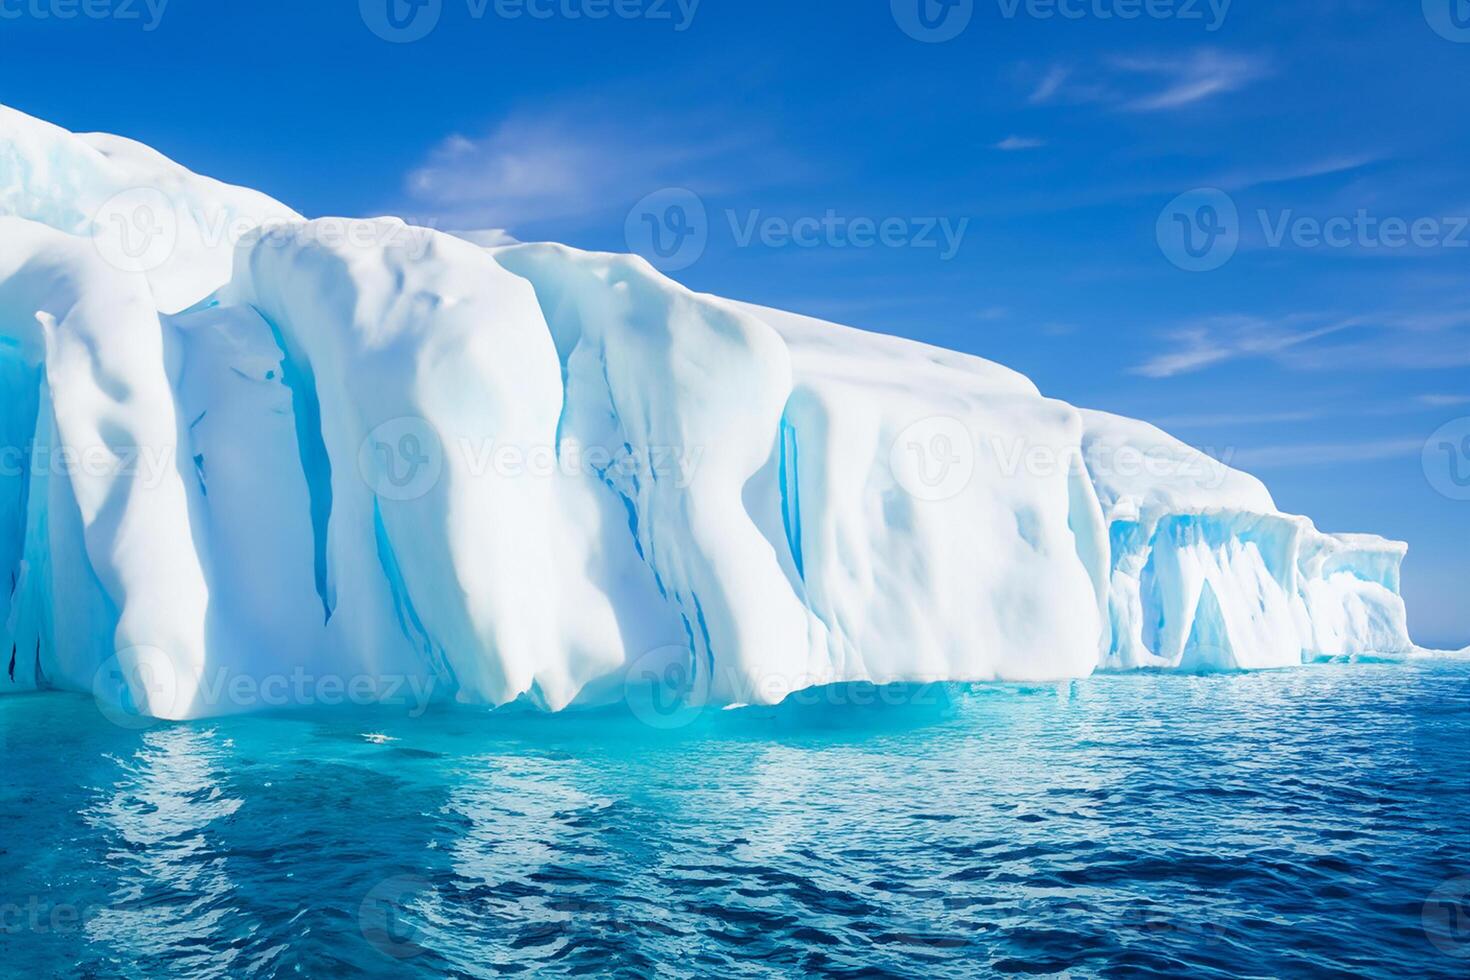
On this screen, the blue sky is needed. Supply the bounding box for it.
[2,0,1467,644]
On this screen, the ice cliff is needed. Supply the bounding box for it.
[0,105,1418,720]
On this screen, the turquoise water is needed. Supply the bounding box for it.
[3,660,1470,977]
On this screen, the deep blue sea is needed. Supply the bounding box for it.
[3,659,1470,978]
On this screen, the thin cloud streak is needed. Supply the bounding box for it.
[1133,309,1470,379]
[1227,438,1424,470]
[1113,51,1271,111]
[1026,49,1271,113]
[1155,409,1324,428]
[399,103,794,231]
[1132,314,1353,379]
[1028,67,1069,104]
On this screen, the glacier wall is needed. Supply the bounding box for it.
[0,105,1419,720]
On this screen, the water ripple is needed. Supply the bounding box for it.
[1,661,1468,977]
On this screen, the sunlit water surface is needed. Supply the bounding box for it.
[3,660,1470,977]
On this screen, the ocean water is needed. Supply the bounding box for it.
[2,659,1469,978]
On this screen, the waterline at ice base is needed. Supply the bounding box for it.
[0,104,1457,722]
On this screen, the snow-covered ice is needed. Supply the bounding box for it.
[0,105,1421,720]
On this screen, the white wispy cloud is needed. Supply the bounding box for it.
[1228,438,1425,469]
[1112,50,1271,111]
[1273,313,1470,372]
[400,104,785,230]
[1212,153,1385,193]
[1028,67,1070,104]
[1025,49,1270,113]
[1153,409,1325,428]
[1419,393,1470,407]
[995,135,1047,151]
[1132,314,1351,378]
[1133,310,1470,378]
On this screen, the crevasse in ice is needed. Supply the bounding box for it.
[0,105,1423,720]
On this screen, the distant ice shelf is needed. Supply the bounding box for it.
[0,104,1425,720]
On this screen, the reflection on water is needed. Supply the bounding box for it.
[2,662,1469,977]
[83,726,246,978]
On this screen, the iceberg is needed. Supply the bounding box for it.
[0,104,1421,720]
